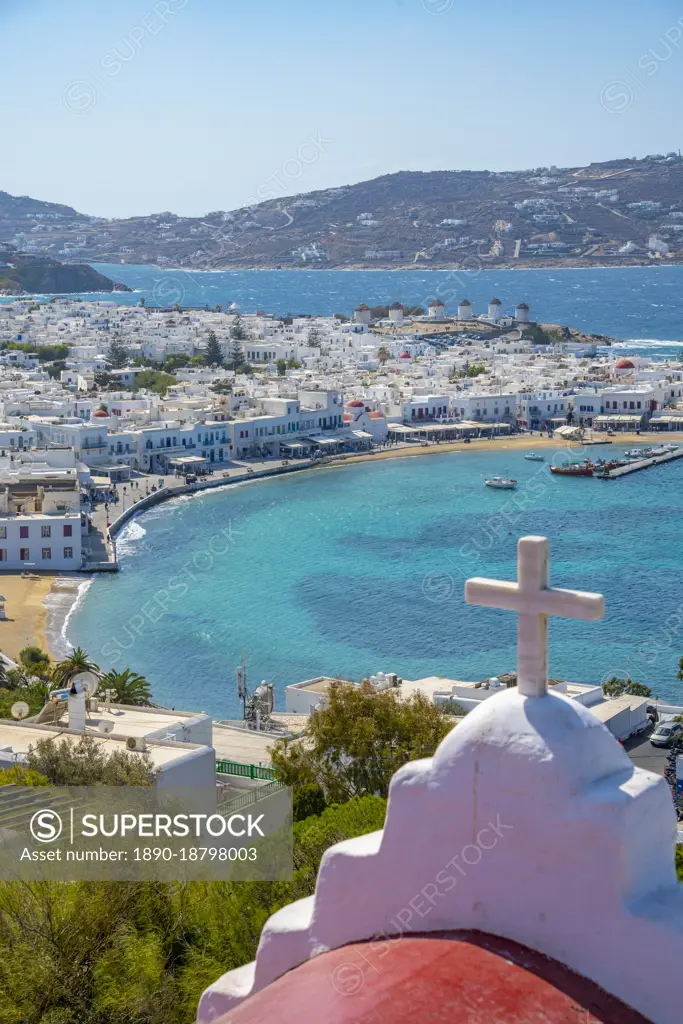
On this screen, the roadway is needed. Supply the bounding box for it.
[623,725,669,776]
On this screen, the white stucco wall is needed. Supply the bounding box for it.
[197,687,683,1024]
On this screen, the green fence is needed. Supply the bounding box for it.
[215,759,276,781]
[217,780,286,815]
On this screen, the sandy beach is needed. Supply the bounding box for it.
[0,574,56,663]
[333,431,683,467]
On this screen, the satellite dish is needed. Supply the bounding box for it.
[10,701,29,720]
[98,720,114,734]
[71,672,99,696]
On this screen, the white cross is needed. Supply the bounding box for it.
[465,536,604,698]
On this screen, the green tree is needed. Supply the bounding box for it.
[286,358,301,369]
[0,763,48,786]
[229,314,247,341]
[94,370,117,390]
[276,359,287,376]
[162,353,190,374]
[52,646,99,686]
[134,370,177,395]
[99,668,153,707]
[307,327,321,348]
[377,345,389,365]
[18,645,52,679]
[602,676,652,698]
[107,337,130,369]
[205,330,223,367]
[0,795,386,1023]
[25,734,157,786]
[0,679,49,717]
[271,681,453,811]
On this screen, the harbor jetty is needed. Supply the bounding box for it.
[598,446,683,479]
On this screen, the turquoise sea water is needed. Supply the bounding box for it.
[68,447,683,717]
[3,264,683,357]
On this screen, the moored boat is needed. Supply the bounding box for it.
[485,475,517,489]
[524,452,545,461]
[549,460,595,477]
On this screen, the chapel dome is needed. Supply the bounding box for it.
[431,686,631,793]
[92,409,109,418]
[616,359,635,369]
[346,400,365,407]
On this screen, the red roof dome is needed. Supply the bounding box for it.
[93,409,109,418]
[219,932,650,1024]
[616,359,635,369]
[347,400,365,407]
[399,351,411,358]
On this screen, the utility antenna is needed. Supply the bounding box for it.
[236,649,248,720]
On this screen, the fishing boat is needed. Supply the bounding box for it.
[524,452,544,461]
[624,447,653,459]
[485,475,517,490]
[549,459,595,477]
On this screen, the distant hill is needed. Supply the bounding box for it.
[0,249,132,295]
[3,153,683,270]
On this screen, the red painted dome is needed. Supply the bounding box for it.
[399,351,411,359]
[346,400,365,407]
[616,359,635,369]
[93,409,109,417]
[218,932,650,1024]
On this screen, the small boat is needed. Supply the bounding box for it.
[485,475,517,489]
[550,460,595,477]
[524,452,545,461]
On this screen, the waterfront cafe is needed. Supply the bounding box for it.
[388,421,511,442]
[594,413,644,430]
[168,454,209,476]
[650,412,683,431]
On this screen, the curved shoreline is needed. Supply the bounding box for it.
[108,428,683,540]
[52,428,683,664]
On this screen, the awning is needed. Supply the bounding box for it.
[90,476,112,487]
[168,455,208,466]
[314,436,344,446]
[351,430,373,439]
[595,414,643,424]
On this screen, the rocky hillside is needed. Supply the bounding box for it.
[0,250,131,295]
[3,153,683,270]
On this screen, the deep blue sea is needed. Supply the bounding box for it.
[3,263,683,357]
[67,447,683,718]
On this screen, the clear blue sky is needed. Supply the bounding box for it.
[1,0,682,218]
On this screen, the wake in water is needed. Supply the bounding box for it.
[115,519,147,557]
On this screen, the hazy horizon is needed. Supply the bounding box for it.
[2,0,683,218]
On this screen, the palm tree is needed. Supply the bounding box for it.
[53,647,99,686]
[377,345,389,365]
[99,668,153,706]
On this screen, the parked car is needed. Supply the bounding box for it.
[650,722,683,747]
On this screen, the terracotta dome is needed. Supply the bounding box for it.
[347,400,365,407]
[616,359,635,369]
[399,351,411,359]
[92,409,109,418]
